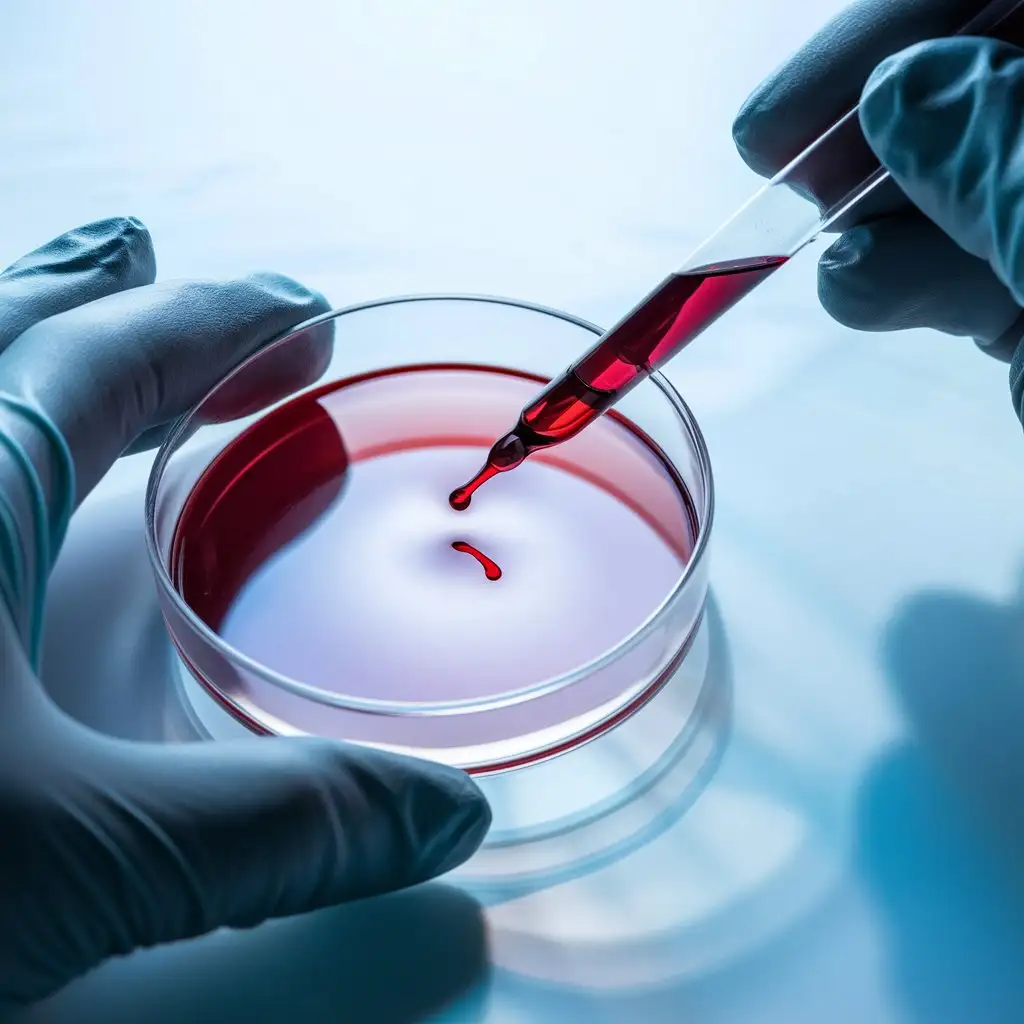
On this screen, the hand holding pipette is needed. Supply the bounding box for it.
[735,0,1024,366]
[453,0,1024,506]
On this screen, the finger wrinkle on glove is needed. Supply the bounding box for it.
[0,397,76,663]
[0,218,155,282]
[0,219,157,351]
[0,275,328,504]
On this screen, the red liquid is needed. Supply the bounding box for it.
[170,365,699,743]
[451,256,785,508]
[451,541,502,581]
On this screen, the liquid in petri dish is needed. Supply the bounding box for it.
[453,256,785,508]
[171,365,697,736]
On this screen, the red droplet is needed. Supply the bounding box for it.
[448,431,528,510]
[449,465,497,511]
[451,541,502,581]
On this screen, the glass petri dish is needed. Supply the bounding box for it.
[146,295,714,776]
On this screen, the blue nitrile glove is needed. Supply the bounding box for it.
[732,0,1024,416]
[0,218,490,1009]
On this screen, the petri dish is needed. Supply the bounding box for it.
[145,295,714,778]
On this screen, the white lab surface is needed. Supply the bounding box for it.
[3,2,1024,1021]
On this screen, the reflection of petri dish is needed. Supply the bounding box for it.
[146,296,714,777]
[455,596,730,893]
[178,594,728,891]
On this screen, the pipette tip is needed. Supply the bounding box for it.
[449,430,528,510]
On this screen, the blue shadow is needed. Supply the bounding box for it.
[857,588,1024,1023]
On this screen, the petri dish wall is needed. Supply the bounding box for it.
[146,295,714,775]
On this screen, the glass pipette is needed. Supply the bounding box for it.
[450,0,1024,509]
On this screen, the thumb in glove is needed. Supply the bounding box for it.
[0,220,490,1008]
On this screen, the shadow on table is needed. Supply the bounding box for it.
[474,583,1024,1022]
[13,882,489,1024]
[856,584,1024,1024]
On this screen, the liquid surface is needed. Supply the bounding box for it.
[173,365,697,705]
[452,257,785,506]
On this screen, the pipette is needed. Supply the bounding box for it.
[450,0,1024,510]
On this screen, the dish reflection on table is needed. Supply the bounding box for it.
[455,602,728,896]
[172,593,723,890]
[478,596,843,992]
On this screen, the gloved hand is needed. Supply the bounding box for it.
[731,0,1024,417]
[0,218,490,1009]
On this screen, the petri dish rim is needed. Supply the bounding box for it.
[144,293,715,718]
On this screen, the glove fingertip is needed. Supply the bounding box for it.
[245,271,331,321]
[731,88,788,179]
[817,226,884,330]
[429,766,492,874]
[1,216,157,290]
[351,745,492,881]
[107,216,157,287]
[64,216,157,289]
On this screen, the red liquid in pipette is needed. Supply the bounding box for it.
[450,255,786,508]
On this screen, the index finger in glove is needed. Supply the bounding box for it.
[120,302,337,457]
[732,0,984,225]
[0,273,332,506]
[732,0,982,178]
